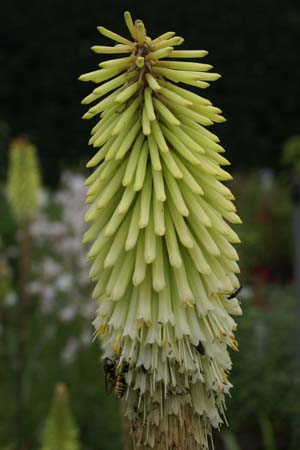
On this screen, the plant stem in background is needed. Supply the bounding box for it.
[221,430,241,450]
[258,413,277,450]
[15,220,31,447]
[6,137,41,449]
[80,12,242,450]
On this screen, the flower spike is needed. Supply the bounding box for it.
[80,11,242,450]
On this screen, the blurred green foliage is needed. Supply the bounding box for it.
[228,286,300,450]
[281,136,300,174]
[231,171,292,282]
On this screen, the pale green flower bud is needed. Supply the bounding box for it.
[80,11,242,450]
[40,383,80,450]
[7,137,41,224]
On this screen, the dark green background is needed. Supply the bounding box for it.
[1,0,299,183]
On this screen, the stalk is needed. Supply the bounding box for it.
[6,137,41,449]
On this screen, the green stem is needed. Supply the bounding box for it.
[16,220,31,450]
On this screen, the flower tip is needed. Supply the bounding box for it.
[136,56,145,68]
[82,112,92,119]
[82,235,88,244]
[124,11,137,40]
[97,26,103,33]
[137,21,145,32]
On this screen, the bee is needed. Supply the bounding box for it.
[114,367,129,399]
[103,357,116,394]
[227,285,243,299]
[103,357,129,399]
[194,340,205,355]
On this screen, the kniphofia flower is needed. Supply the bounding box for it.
[80,11,242,450]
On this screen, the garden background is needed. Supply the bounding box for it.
[1,0,300,449]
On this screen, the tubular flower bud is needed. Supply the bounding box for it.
[7,137,41,224]
[80,11,242,450]
[41,383,80,450]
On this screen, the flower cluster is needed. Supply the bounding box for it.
[80,12,242,450]
[29,172,95,363]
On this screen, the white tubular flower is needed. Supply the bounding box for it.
[80,11,242,450]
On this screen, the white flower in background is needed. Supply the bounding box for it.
[58,238,83,255]
[238,285,253,300]
[28,281,43,295]
[55,274,73,292]
[59,304,77,322]
[39,188,50,208]
[42,258,62,279]
[80,327,93,347]
[3,290,17,307]
[25,171,93,331]
[80,301,96,320]
[254,320,268,359]
[30,217,67,240]
[78,269,91,287]
[40,288,55,314]
[61,172,86,193]
[61,338,79,364]
[259,168,274,192]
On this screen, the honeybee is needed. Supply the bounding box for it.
[103,357,129,399]
[103,358,116,393]
[227,285,243,300]
[195,340,205,355]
